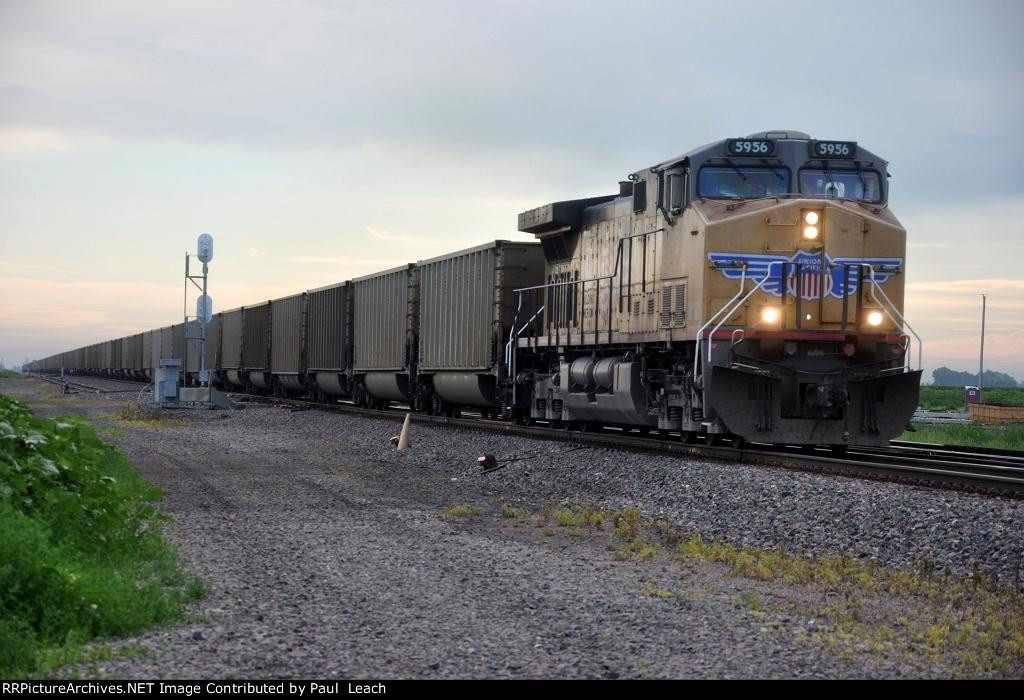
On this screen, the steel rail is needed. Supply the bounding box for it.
[221,391,1024,498]
[24,374,1024,497]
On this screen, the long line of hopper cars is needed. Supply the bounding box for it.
[29,131,922,448]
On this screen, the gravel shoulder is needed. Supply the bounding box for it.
[4,378,1022,679]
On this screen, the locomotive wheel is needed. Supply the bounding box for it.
[682,431,699,444]
[830,444,848,455]
[730,435,746,449]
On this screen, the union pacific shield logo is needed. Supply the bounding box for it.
[707,251,902,301]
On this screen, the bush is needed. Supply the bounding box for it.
[0,394,204,678]
[919,386,1024,411]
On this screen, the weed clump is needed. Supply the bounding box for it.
[0,394,204,678]
[440,504,483,518]
[639,580,671,599]
[612,505,641,540]
[551,505,604,529]
[114,403,171,427]
[500,505,525,519]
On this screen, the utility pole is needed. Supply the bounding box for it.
[979,294,986,403]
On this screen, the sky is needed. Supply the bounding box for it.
[1,0,1022,381]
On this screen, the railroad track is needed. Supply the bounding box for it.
[25,374,1024,497]
[31,374,150,394]
[222,391,1024,498]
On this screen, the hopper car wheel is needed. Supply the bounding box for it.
[830,444,848,455]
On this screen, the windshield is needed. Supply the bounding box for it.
[799,169,882,203]
[698,166,790,199]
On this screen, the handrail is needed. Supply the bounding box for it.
[692,265,750,388]
[853,262,922,371]
[505,305,545,370]
[692,266,749,388]
[505,300,544,407]
[694,260,920,395]
[511,237,625,349]
[514,276,612,293]
[707,262,785,362]
[731,329,745,349]
[505,294,523,376]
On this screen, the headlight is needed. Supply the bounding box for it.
[760,307,780,324]
[803,225,819,240]
[804,211,820,225]
[867,310,884,327]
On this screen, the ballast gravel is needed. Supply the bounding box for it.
[7,379,1023,679]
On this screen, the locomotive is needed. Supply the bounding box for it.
[512,130,921,447]
[29,131,922,448]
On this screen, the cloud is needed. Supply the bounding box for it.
[0,275,301,360]
[0,127,111,152]
[906,278,1024,297]
[366,226,421,244]
[0,260,89,276]
[283,256,401,266]
[247,247,268,257]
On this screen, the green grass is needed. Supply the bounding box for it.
[500,504,524,520]
[0,370,24,379]
[899,423,1024,451]
[509,502,1024,674]
[113,403,171,428]
[639,580,671,599]
[736,591,764,612]
[919,386,1024,411]
[0,394,205,678]
[440,504,483,518]
[551,505,604,529]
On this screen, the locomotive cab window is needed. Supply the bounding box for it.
[632,180,647,213]
[697,166,790,200]
[799,168,882,203]
[667,172,685,214]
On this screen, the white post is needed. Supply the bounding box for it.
[979,294,986,403]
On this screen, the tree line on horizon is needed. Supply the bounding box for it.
[931,366,1020,388]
